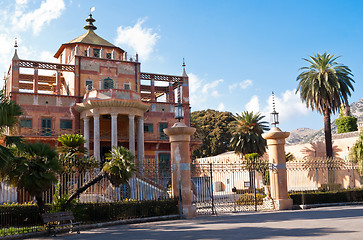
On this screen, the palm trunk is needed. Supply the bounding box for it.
[323,109,333,158]
[323,109,334,184]
[65,170,107,205]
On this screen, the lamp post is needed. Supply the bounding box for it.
[270,91,279,127]
[175,102,184,122]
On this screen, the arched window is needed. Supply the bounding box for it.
[103,77,114,89]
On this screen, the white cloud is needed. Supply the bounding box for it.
[12,0,66,35]
[217,103,225,111]
[189,73,224,110]
[115,18,159,61]
[229,79,253,92]
[240,79,253,89]
[245,95,260,113]
[261,89,310,123]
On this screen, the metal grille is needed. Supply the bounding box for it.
[192,162,273,215]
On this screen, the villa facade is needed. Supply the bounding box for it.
[4,14,192,169]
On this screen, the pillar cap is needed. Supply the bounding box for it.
[164,123,195,137]
[262,127,290,140]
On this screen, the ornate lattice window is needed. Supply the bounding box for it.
[93,48,100,58]
[103,77,114,89]
[106,53,111,59]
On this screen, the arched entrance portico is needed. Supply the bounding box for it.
[75,89,150,163]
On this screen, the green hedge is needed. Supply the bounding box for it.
[71,199,179,223]
[289,189,363,205]
[0,199,179,227]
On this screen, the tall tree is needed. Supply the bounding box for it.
[229,111,269,156]
[296,52,354,157]
[191,109,234,158]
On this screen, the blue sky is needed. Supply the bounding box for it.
[0,0,362,131]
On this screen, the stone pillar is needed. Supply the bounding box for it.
[33,68,38,93]
[150,79,155,101]
[164,122,196,218]
[137,116,144,165]
[56,71,61,95]
[84,117,90,155]
[111,113,118,149]
[262,127,292,210]
[168,82,174,103]
[128,114,135,155]
[93,113,100,162]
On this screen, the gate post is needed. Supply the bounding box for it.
[164,122,196,218]
[262,127,292,210]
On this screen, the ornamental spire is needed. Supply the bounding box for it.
[84,13,97,31]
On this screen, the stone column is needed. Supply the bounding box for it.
[137,116,144,165]
[83,117,90,155]
[111,113,118,149]
[164,122,196,218]
[128,114,135,155]
[56,71,61,95]
[93,113,100,162]
[262,127,292,210]
[150,79,155,101]
[33,68,38,93]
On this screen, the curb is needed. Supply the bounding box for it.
[293,201,363,210]
[1,215,181,240]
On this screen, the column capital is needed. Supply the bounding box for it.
[93,113,100,118]
[128,114,135,119]
[111,112,118,117]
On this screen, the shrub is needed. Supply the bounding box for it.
[289,188,363,205]
[236,193,263,205]
[335,116,358,134]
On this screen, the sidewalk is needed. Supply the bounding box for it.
[33,205,363,240]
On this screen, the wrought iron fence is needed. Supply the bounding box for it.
[286,158,361,191]
[191,162,274,215]
[0,162,171,205]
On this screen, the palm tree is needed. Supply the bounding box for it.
[65,146,135,205]
[230,111,269,188]
[5,142,61,211]
[57,134,97,172]
[296,52,354,158]
[230,111,269,156]
[0,91,22,174]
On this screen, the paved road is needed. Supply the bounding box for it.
[34,205,363,240]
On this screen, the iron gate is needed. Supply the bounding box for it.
[191,162,274,215]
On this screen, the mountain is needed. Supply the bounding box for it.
[286,98,363,145]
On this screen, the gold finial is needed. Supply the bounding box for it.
[14,37,18,48]
[182,58,186,68]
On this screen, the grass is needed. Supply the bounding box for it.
[0,225,45,237]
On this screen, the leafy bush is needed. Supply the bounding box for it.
[235,188,264,195]
[335,116,358,134]
[289,189,363,205]
[236,193,263,205]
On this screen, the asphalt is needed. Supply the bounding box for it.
[32,205,363,240]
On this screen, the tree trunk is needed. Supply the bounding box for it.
[323,109,333,158]
[323,109,335,184]
[35,194,45,213]
[65,170,107,205]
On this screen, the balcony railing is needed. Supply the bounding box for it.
[83,89,141,102]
